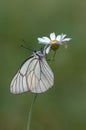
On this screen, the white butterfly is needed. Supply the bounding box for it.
[10,50,54,94]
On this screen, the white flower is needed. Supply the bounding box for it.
[37,32,71,54]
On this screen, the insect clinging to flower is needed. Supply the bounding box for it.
[10,50,54,94]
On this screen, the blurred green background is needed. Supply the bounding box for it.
[0,0,86,130]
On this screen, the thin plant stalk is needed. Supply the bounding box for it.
[27,94,37,130]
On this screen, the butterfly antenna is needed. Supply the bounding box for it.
[20,44,33,51]
[20,39,33,51]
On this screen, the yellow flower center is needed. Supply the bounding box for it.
[51,40,57,43]
[50,40,60,51]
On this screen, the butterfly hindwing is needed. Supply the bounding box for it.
[10,51,54,94]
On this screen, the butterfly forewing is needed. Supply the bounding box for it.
[10,51,54,94]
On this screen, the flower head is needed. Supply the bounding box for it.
[37,32,71,54]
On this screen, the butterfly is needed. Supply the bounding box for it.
[10,50,54,94]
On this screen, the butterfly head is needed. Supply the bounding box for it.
[33,50,44,59]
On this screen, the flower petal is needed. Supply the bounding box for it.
[42,37,50,43]
[37,37,50,44]
[61,34,67,40]
[37,37,45,43]
[50,32,56,40]
[56,35,62,41]
[45,45,51,54]
[62,38,72,42]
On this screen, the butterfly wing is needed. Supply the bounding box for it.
[10,54,54,94]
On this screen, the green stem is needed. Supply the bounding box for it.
[27,94,37,130]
